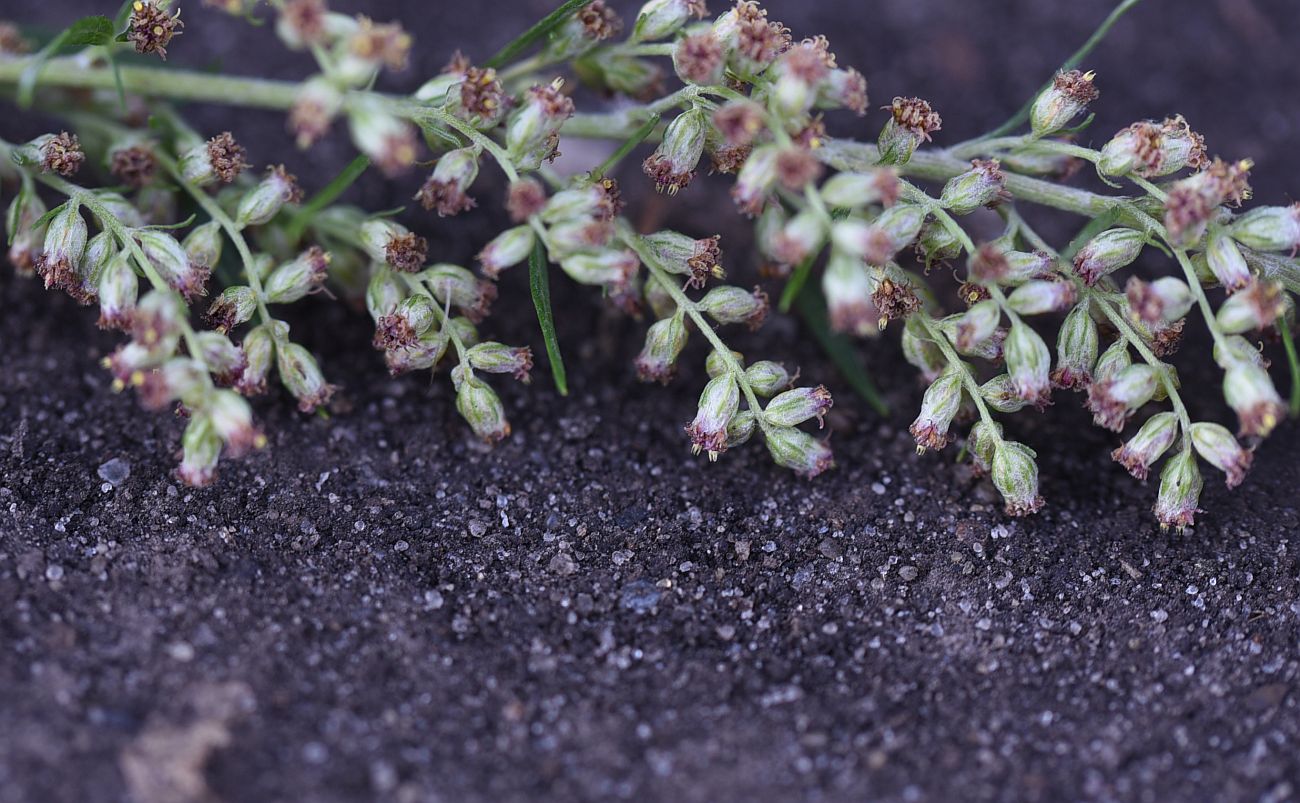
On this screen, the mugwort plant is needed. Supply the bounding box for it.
[1,0,1296,528]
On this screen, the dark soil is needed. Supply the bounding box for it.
[3,1,1300,801]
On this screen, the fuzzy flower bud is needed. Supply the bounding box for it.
[822,249,879,336]
[263,247,330,304]
[1071,228,1144,286]
[236,323,278,396]
[632,0,706,42]
[195,332,248,388]
[466,342,533,382]
[425,263,496,322]
[178,415,221,488]
[819,67,870,116]
[1097,116,1207,178]
[643,109,707,194]
[968,420,1002,475]
[915,220,962,270]
[1006,279,1077,316]
[744,361,792,396]
[909,369,963,452]
[35,202,90,301]
[289,78,344,149]
[698,285,769,330]
[236,166,302,228]
[820,169,900,210]
[1051,302,1099,390]
[1216,278,1283,334]
[97,251,139,331]
[953,300,1001,353]
[769,210,825,267]
[477,226,536,280]
[730,144,779,216]
[1087,364,1158,431]
[547,0,622,59]
[276,341,335,413]
[555,249,637,287]
[1189,422,1252,488]
[765,385,833,429]
[206,286,258,334]
[1230,204,1300,253]
[1164,158,1253,247]
[179,131,248,186]
[7,190,47,275]
[454,373,511,443]
[643,231,724,289]
[373,295,435,350]
[360,219,428,273]
[686,374,740,459]
[1223,359,1284,438]
[1125,276,1193,331]
[726,411,757,448]
[939,159,1010,215]
[877,97,942,165]
[347,97,418,176]
[25,131,84,177]
[835,205,927,267]
[673,31,726,85]
[1005,319,1051,406]
[137,229,209,300]
[981,374,1030,413]
[1029,69,1098,137]
[763,426,834,478]
[415,147,480,217]
[506,81,575,169]
[1154,450,1202,530]
[1205,229,1253,293]
[991,441,1044,516]
[636,312,688,383]
[1111,411,1179,480]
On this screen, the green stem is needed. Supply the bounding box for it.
[418,105,519,182]
[919,314,1002,441]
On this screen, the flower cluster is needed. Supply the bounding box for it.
[2,0,1296,529]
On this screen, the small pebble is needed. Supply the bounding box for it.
[97,458,130,487]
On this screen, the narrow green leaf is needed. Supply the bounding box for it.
[529,239,569,395]
[1279,317,1300,416]
[779,252,817,313]
[6,180,33,245]
[978,0,1143,140]
[286,155,371,242]
[486,0,591,69]
[795,283,888,416]
[139,213,198,231]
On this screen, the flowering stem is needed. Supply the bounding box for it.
[417,105,520,182]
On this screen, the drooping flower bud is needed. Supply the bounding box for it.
[1097,115,1207,178]
[744,361,792,396]
[770,40,830,118]
[137,229,209,300]
[1006,279,1077,316]
[730,144,779,216]
[980,374,1031,413]
[726,410,757,448]
[466,342,533,382]
[712,100,765,148]
[6,189,47,276]
[558,249,639,287]
[1087,363,1158,431]
[877,97,942,165]
[36,202,90,301]
[818,67,870,116]
[822,249,879,336]
[477,226,536,280]
[373,295,435,350]
[1005,319,1051,406]
[205,286,258,334]
[902,317,946,381]
[765,385,833,429]
[915,220,963,270]
[1125,276,1193,331]
[836,205,927,267]
[264,246,330,304]
[952,300,1000,354]
[1051,302,1099,390]
[336,16,411,82]
[288,77,345,149]
[236,322,279,396]
[686,373,740,459]
[769,210,825,266]
[1071,228,1144,286]
[820,169,900,210]
[347,97,418,176]
[1029,69,1098,137]
[1204,228,1253,293]
[415,147,480,217]
[909,369,963,452]
[179,131,249,186]
[698,285,769,330]
[178,414,221,488]
[636,312,688,383]
[275,0,328,49]
[1154,450,1202,530]
[25,131,85,176]
[1222,358,1284,438]
[1216,278,1283,334]
[643,108,708,194]
[108,141,158,189]
[991,441,1044,516]
[968,419,1002,475]
[451,370,511,443]
[1230,204,1300,253]
[546,0,622,59]
[360,219,428,273]
[425,263,496,321]
[1164,158,1253,247]
[276,341,335,412]
[236,166,302,228]
[632,0,706,42]
[763,426,834,478]
[506,81,575,170]
[97,251,139,331]
[1189,421,1252,488]
[643,231,724,289]
[939,159,1010,215]
[194,331,247,388]
[1111,411,1179,480]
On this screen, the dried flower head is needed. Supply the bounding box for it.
[385,232,429,273]
[38,132,85,177]
[349,17,412,71]
[277,0,328,48]
[206,132,248,183]
[128,1,183,59]
[110,144,158,188]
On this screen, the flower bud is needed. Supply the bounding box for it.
[425,263,496,322]
[726,410,757,448]
[1223,359,1284,437]
[939,159,1010,215]
[1154,450,1202,530]
[838,205,928,267]
[822,249,880,336]
[1125,277,1193,330]
[705,349,743,379]
[385,330,451,376]
[968,419,1002,475]
[1215,278,1283,334]
[902,317,946,381]
[1029,69,1098,137]
[1051,302,1099,390]
[643,108,707,194]
[763,426,834,478]
[347,98,418,176]
[636,312,688,383]
[236,323,278,396]
[1189,421,1252,488]
[686,373,739,459]
[1230,204,1300,253]
[360,219,427,273]
[1111,411,1179,480]
[178,414,222,488]
[818,67,870,116]
[1094,340,1132,384]
[1164,158,1253,247]
[765,385,833,429]
[236,166,302,228]
[547,219,614,258]
[877,97,942,165]
[820,169,900,210]
[183,221,224,272]
[415,147,480,217]
[558,249,639,287]
[373,295,435,349]
[950,300,1000,354]
[289,77,344,149]
[276,341,335,412]
[730,144,779,216]
[194,331,247,387]
[21,131,84,176]
[477,226,536,280]
[506,81,575,170]
[769,210,825,266]
[209,384,259,450]
[1205,229,1253,293]
[980,374,1031,413]
[915,220,963,270]
[134,229,206,300]
[1006,279,1077,316]
[1087,364,1158,431]
[130,290,185,354]
[466,342,533,382]
[451,371,509,442]
[643,231,724,289]
[35,203,91,301]
[991,441,1044,516]
[770,41,829,119]
[541,178,623,225]
[97,251,139,331]
[1097,116,1207,178]
[264,246,330,304]
[1071,228,1144,286]
[909,369,963,452]
[1005,319,1051,406]
[546,0,622,59]
[698,285,769,330]
[743,361,791,397]
[632,0,705,41]
[6,189,47,276]
[673,31,726,85]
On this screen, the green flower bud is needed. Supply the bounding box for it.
[558,249,639,287]
[822,248,880,336]
[991,441,1043,516]
[731,144,779,216]
[1223,359,1284,437]
[236,323,279,396]
[1205,229,1253,293]
[183,221,224,272]
[951,300,1001,353]
[366,267,406,322]
[1097,116,1206,178]
[466,342,533,382]
[1052,302,1099,390]
[726,409,757,448]
[686,373,740,459]
[939,159,1009,215]
[1230,204,1300,253]
[1006,279,1077,316]
[915,219,962,270]
[454,371,511,443]
[276,341,334,413]
[1071,228,1144,286]
[178,131,249,186]
[980,374,1032,413]
[1087,364,1158,431]
[264,246,330,304]
[41,202,88,272]
[636,312,688,383]
[643,231,724,289]
[673,31,726,86]
[1005,319,1051,406]
[177,413,223,488]
[347,96,418,176]
[698,285,769,330]
[1093,339,1132,383]
[1154,450,1202,530]
[1029,69,1098,137]
[1213,335,1267,370]
[764,385,833,429]
[473,226,535,283]
[235,166,301,228]
[97,251,138,332]
[745,361,792,397]
[1216,279,1283,334]
[820,169,901,210]
[902,316,946,381]
[208,388,262,456]
[1125,277,1193,330]
[1112,411,1179,479]
[194,331,247,387]
[909,369,963,451]
[416,146,480,217]
[632,0,701,41]
[643,108,708,194]
[877,96,942,165]
[863,204,927,266]
[289,78,345,149]
[769,209,825,266]
[968,419,1002,475]
[6,188,47,275]
[1190,421,1252,488]
[138,228,209,300]
[705,348,743,379]
[763,426,834,477]
[506,81,575,170]
[385,329,451,376]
